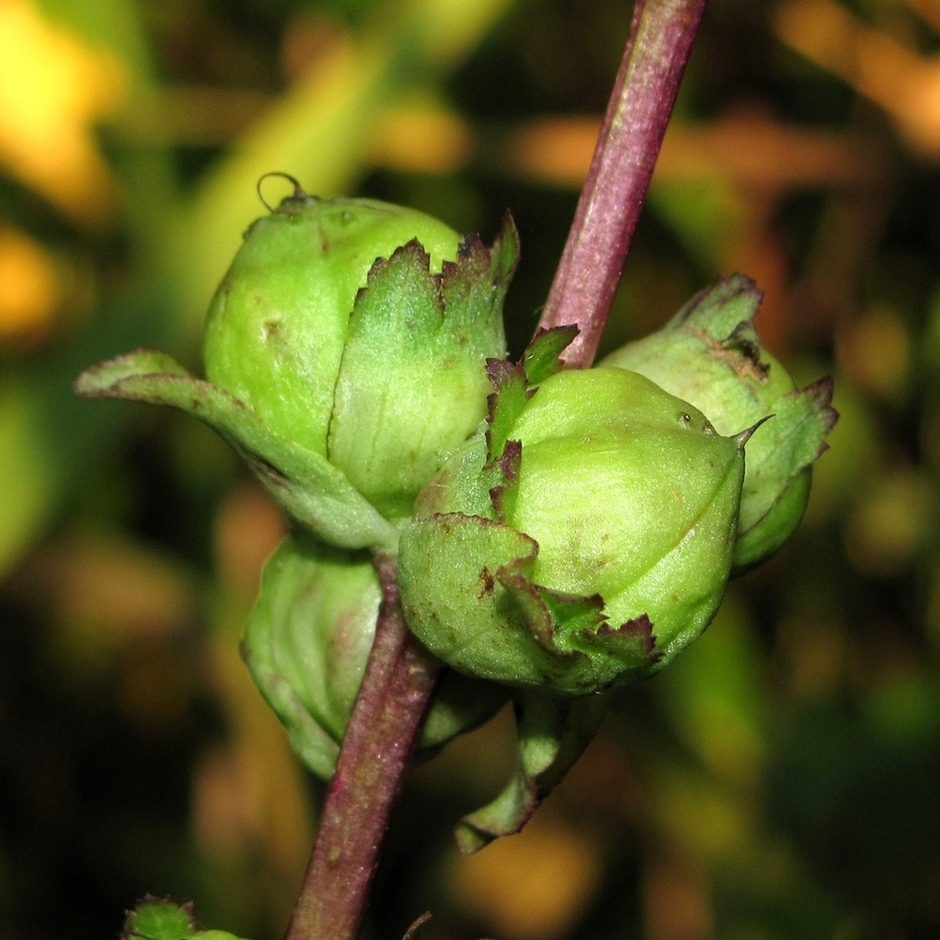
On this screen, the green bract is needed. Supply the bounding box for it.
[601,274,837,571]
[243,535,507,779]
[398,330,749,697]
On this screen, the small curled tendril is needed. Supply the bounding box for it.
[256,172,307,212]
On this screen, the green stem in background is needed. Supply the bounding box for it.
[284,552,441,940]
[537,0,708,367]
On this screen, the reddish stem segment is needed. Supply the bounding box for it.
[283,5,709,939]
[537,0,708,367]
[284,552,441,940]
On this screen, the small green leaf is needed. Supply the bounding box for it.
[522,325,579,386]
[455,691,609,853]
[76,351,398,550]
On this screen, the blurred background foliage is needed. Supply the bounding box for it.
[1,0,940,937]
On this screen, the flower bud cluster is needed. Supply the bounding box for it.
[76,186,834,821]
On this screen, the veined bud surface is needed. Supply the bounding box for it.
[601,274,837,571]
[398,331,748,696]
[203,190,516,523]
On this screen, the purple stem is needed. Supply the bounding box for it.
[284,552,442,940]
[537,0,708,367]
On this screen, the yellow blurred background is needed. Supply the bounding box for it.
[2,0,940,938]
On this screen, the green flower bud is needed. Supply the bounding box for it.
[77,187,519,548]
[203,189,515,522]
[203,194,460,459]
[398,331,748,696]
[601,274,837,571]
[243,535,507,778]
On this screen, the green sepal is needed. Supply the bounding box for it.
[399,511,662,696]
[670,269,764,339]
[410,381,524,527]
[414,431,495,520]
[483,322,577,458]
[400,512,565,688]
[455,691,610,854]
[486,438,522,526]
[74,351,398,551]
[495,536,662,692]
[328,217,517,521]
[440,213,519,328]
[537,585,658,670]
[522,325,579,385]
[734,376,835,568]
[483,324,578,462]
[478,326,581,519]
[484,358,528,463]
[123,897,195,940]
